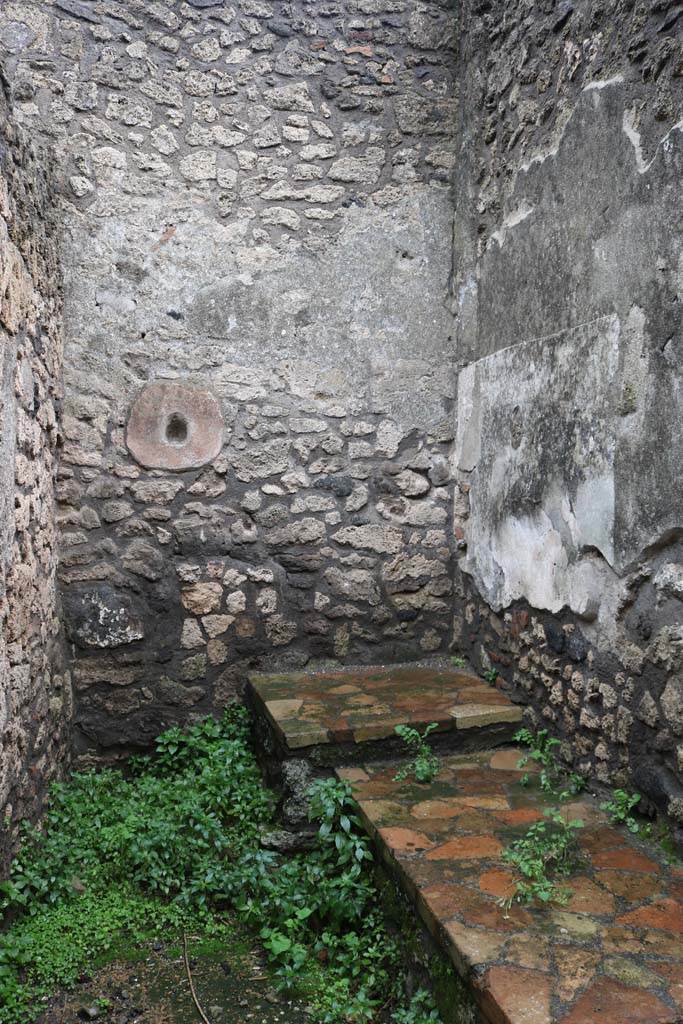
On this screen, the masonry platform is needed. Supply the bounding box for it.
[250,664,683,1024]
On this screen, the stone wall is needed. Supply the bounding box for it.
[1,0,679,833]
[452,0,683,830]
[0,73,70,867]
[0,0,458,760]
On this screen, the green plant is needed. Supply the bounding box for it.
[394,724,440,784]
[501,808,584,909]
[501,729,589,913]
[0,708,271,1022]
[308,778,373,870]
[239,777,380,994]
[514,728,585,799]
[450,656,466,668]
[599,790,681,863]
[306,967,383,1024]
[0,709,443,1024]
[392,988,441,1023]
[601,789,647,835]
[483,669,498,684]
[650,820,680,865]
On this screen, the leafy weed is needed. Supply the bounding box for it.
[394,725,440,785]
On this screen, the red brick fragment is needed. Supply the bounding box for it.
[591,847,659,873]
[479,868,517,900]
[426,835,502,860]
[476,965,553,1024]
[617,898,683,934]
[378,826,432,855]
[559,976,674,1023]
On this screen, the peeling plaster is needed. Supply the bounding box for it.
[458,73,681,638]
[457,317,621,620]
[489,200,535,250]
[622,110,683,175]
[582,74,625,92]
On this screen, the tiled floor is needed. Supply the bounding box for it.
[338,750,683,1024]
[249,665,522,751]
[249,664,682,1022]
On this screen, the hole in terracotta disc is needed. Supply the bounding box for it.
[165,413,188,446]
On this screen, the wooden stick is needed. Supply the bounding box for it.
[182,930,213,1024]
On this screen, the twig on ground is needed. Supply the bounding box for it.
[183,930,213,1024]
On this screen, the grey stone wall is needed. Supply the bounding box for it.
[0,0,458,760]
[0,74,71,867]
[452,0,682,830]
[2,0,679,835]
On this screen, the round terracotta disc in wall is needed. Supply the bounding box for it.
[126,381,224,471]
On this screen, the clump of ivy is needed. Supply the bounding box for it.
[0,707,442,1024]
[394,724,440,784]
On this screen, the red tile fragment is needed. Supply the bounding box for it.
[378,826,433,855]
[651,963,683,1009]
[580,828,631,854]
[476,965,553,1024]
[563,877,615,916]
[494,807,544,826]
[421,880,530,932]
[595,869,664,901]
[559,976,675,1023]
[617,898,683,934]
[553,945,598,1003]
[489,748,526,771]
[426,835,503,860]
[479,868,517,900]
[591,847,659,872]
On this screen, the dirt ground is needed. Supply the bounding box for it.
[36,938,310,1024]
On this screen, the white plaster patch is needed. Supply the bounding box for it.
[474,509,569,613]
[457,318,621,614]
[622,110,683,175]
[490,200,535,250]
[454,362,480,473]
[573,474,616,567]
[582,75,624,92]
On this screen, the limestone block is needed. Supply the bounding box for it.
[332,524,403,554]
[181,582,223,615]
[661,676,683,736]
[324,567,380,606]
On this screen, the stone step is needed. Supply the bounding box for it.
[248,663,523,767]
[338,749,683,1024]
